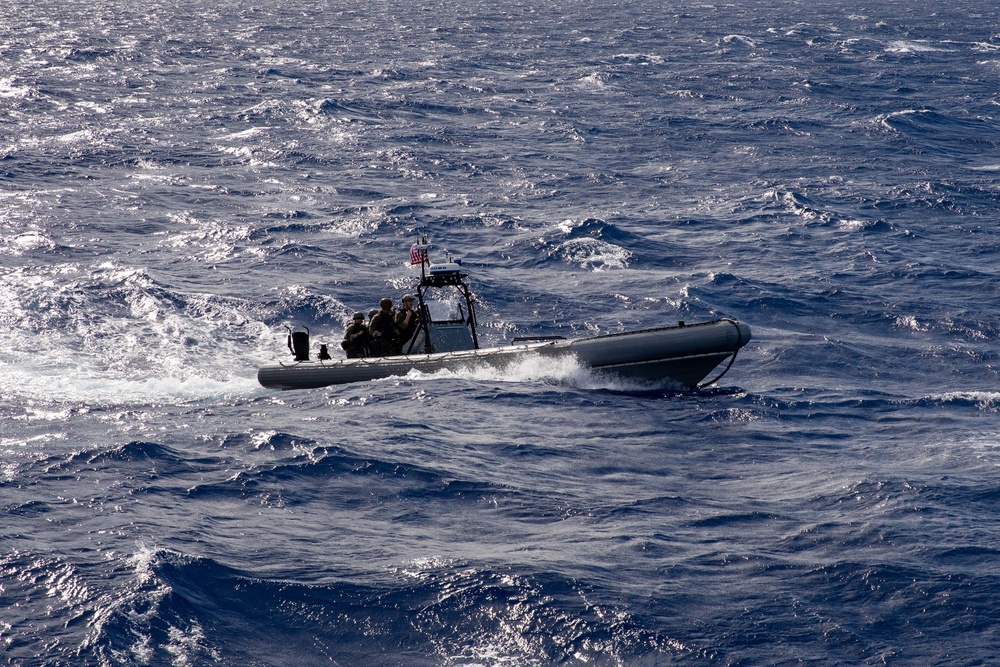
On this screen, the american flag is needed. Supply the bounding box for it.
[409,243,428,265]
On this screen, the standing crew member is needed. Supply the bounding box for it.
[394,294,419,354]
[369,297,397,356]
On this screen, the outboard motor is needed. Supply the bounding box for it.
[286,325,310,361]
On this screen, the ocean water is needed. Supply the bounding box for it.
[3,0,1000,664]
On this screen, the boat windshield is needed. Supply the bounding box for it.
[424,299,467,324]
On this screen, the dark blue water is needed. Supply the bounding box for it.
[3,0,1000,664]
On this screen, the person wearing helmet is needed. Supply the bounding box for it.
[394,293,419,354]
[341,312,372,358]
[369,297,397,356]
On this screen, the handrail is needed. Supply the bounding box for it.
[510,335,567,344]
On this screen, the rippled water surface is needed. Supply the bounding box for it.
[3,0,1000,664]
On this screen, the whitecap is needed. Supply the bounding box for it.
[575,71,607,90]
[74,100,109,114]
[0,76,32,98]
[836,219,871,231]
[159,220,252,262]
[394,555,459,579]
[894,315,925,331]
[885,40,946,54]
[612,52,665,64]
[556,238,632,271]
[56,129,98,144]
[2,231,56,255]
[215,127,268,141]
[873,108,926,132]
[721,34,757,48]
[934,392,1000,412]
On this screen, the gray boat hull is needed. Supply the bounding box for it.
[257,319,751,391]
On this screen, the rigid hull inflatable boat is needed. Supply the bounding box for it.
[257,243,751,390]
[257,319,750,390]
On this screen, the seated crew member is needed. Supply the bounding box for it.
[341,312,372,358]
[394,293,419,354]
[368,297,397,356]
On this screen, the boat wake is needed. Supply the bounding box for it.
[401,352,684,392]
[0,261,273,406]
[0,364,261,407]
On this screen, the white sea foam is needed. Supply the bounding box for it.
[935,391,1000,411]
[0,262,275,406]
[612,52,665,65]
[0,361,261,407]
[575,71,608,90]
[556,238,632,271]
[0,76,32,98]
[88,547,221,665]
[885,40,947,54]
[1,231,56,255]
[400,352,671,392]
[721,34,757,48]
[873,108,927,132]
[894,315,926,331]
[56,129,99,144]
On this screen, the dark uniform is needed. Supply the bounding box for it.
[369,298,397,357]
[394,294,419,354]
[341,313,372,358]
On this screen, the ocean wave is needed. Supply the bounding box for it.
[73,546,683,665]
[0,229,58,255]
[873,109,1000,159]
[513,218,650,271]
[0,549,96,663]
[4,0,1000,664]
[920,391,1000,412]
[187,444,445,503]
[719,34,757,49]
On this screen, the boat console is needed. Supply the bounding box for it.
[403,253,480,355]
